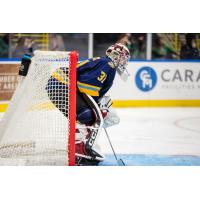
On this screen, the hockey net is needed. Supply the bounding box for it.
[0,50,78,165]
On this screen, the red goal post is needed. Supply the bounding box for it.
[68,51,78,166]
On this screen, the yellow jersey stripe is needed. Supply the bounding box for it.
[92,57,100,61]
[52,71,68,85]
[78,88,99,96]
[77,60,89,68]
[77,81,101,90]
[57,68,68,78]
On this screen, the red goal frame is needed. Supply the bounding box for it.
[68,51,78,166]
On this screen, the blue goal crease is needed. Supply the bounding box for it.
[99,154,200,166]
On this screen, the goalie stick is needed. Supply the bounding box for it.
[98,96,125,165]
[104,128,125,166]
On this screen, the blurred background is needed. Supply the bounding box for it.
[0,33,200,103]
[0,33,199,60]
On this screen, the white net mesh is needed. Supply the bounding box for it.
[0,51,75,165]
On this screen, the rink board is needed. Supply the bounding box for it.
[110,60,200,107]
[1,60,200,108]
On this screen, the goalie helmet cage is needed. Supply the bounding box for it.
[0,50,78,166]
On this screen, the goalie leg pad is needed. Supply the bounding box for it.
[75,126,105,166]
[75,141,104,166]
[75,94,105,165]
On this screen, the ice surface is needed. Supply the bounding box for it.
[99,108,200,156]
[1,107,200,165]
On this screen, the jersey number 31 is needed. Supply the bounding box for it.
[97,71,107,83]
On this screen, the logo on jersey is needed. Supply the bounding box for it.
[135,66,157,92]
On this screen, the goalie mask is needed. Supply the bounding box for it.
[106,43,130,81]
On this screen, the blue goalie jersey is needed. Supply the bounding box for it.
[51,57,116,102]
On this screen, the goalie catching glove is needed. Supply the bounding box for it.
[98,95,120,128]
